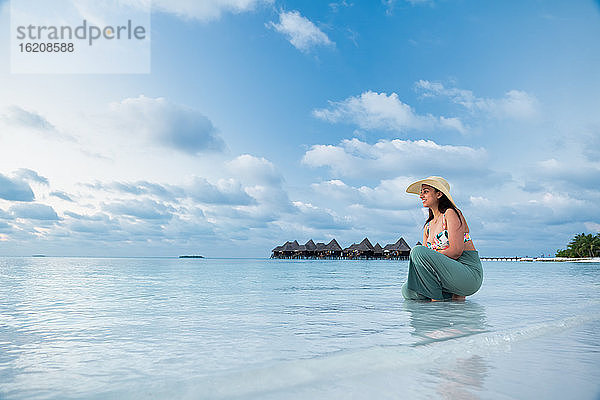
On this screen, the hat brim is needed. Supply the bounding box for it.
[406,178,457,208]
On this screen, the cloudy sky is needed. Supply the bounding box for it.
[1,0,599,257]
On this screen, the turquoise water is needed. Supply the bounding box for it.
[0,257,599,399]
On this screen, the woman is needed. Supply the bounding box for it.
[401,176,483,301]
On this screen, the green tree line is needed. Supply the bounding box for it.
[556,233,600,258]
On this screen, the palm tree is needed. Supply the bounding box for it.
[569,233,587,257]
[580,234,595,257]
[556,233,600,258]
[592,234,600,257]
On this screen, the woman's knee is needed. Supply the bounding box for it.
[410,245,429,261]
[402,282,429,300]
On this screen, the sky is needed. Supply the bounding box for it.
[0,0,599,257]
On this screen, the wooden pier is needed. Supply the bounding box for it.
[480,257,600,262]
[480,257,521,261]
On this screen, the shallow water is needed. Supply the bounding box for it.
[0,257,599,399]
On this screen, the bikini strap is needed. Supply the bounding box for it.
[442,213,447,230]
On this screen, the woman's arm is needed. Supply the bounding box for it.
[439,210,464,259]
[423,223,429,246]
[458,209,470,233]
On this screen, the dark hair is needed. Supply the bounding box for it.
[424,189,463,228]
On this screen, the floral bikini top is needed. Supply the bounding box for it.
[426,213,472,251]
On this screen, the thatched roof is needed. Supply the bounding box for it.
[282,240,300,251]
[343,243,357,251]
[326,239,342,251]
[356,237,374,251]
[315,242,327,250]
[304,239,317,251]
[373,243,383,254]
[345,238,373,252]
[384,237,411,252]
[396,237,411,251]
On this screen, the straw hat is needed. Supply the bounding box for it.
[406,176,457,207]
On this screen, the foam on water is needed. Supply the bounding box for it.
[140,311,599,400]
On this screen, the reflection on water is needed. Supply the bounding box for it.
[403,301,489,345]
[434,355,489,400]
[403,301,490,399]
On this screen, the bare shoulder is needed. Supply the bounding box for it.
[444,208,460,223]
[446,209,470,230]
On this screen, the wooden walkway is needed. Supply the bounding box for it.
[480,257,600,262]
[480,257,521,261]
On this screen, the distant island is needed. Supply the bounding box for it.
[179,255,204,258]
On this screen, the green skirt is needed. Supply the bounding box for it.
[402,245,483,301]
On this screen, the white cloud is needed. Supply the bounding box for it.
[0,208,13,220]
[356,177,419,209]
[14,168,49,185]
[469,196,491,207]
[498,90,540,119]
[67,217,119,236]
[268,10,334,53]
[83,177,256,206]
[415,80,540,120]
[302,138,486,179]
[0,105,54,131]
[10,203,59,221]
[291,201,352,230]
[103,199,175,221]
[152,0,273,21]
[0,105,76,142]
[534,158,600,190]
[108,96,225,154]
[540,192,586,210]
[0,137,299,255]
[50,190,73,202]
[313,91,465,133]
[311,177,416,210]
[0,172,35,202]
[310,179,355,202]
[383,0,435,15]
[227,154,282,185]
[239,183,295,216]
[584,222,600,233]
[187,177,255,205]
[329,1,352,13]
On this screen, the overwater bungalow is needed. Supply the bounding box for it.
[271,240,300,259]
[318,239,343,258]
[343,237,375,259]
[303,239,317,257]
[383,237,411,259]
[373,243,384,258]
[271,237,411,260]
